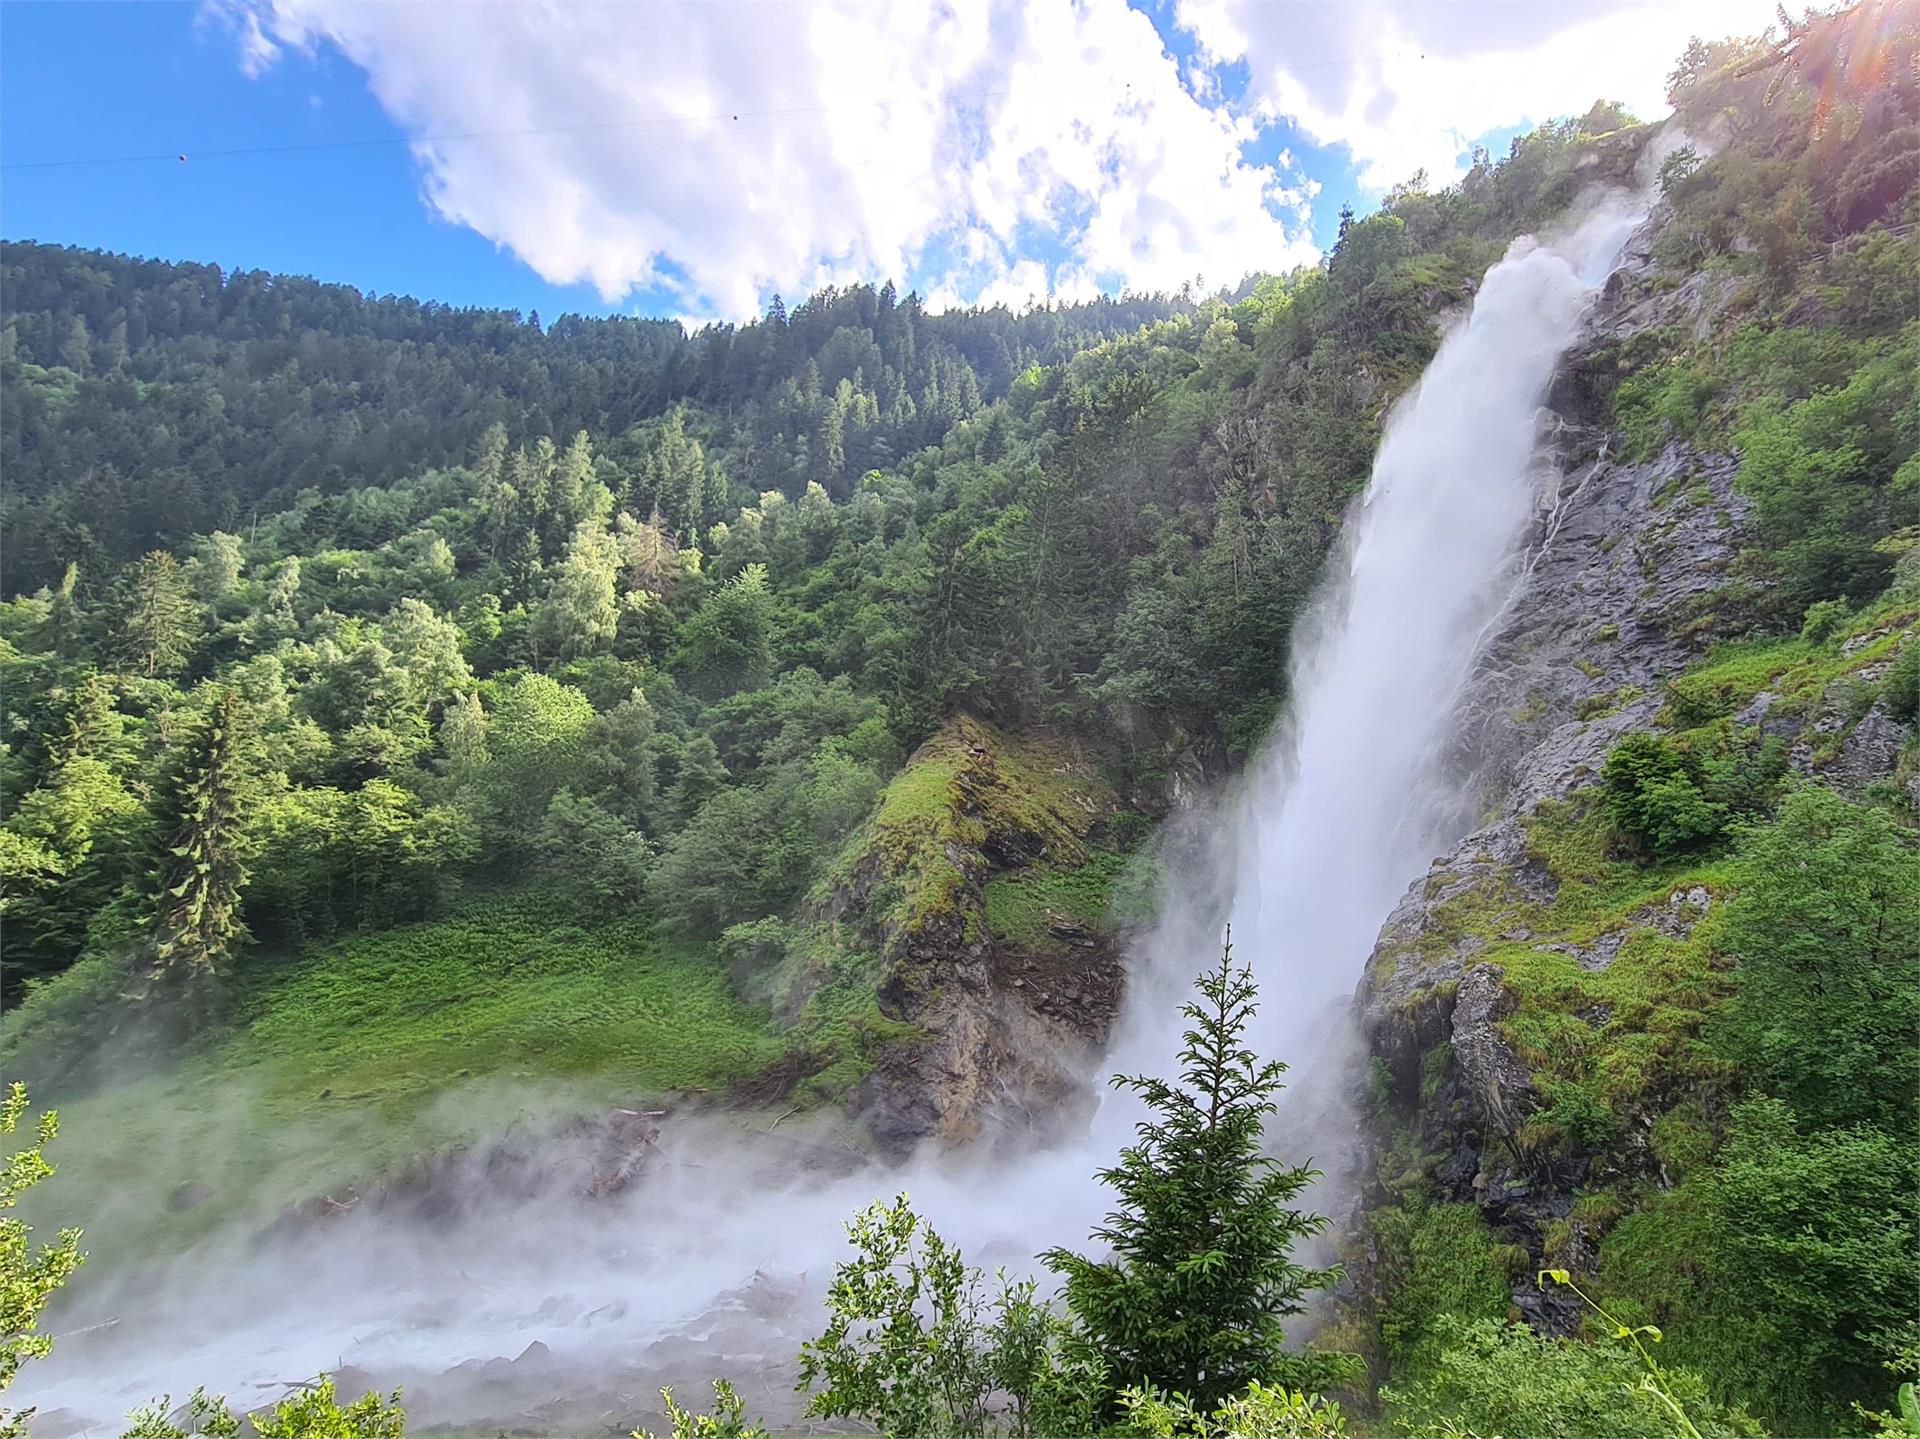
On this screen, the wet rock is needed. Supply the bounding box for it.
[328,1365,382,1400]
[397,1297,452,1329]
[1451,967,1534,1141]
[1843,625,1899,656]
[167,1180,215,1213]
[1540,930,1626,972]
[1453,437,1749,808]
[737,1268,806,1321]
[1513,1276,1585,1338]
[1662,886,1711,932]
[1826,701,1907,794]
[831,717,1128,1155]
[1434,1144,1479,1190]
[534,1295,584,1325]
[641,1335,707,1367]
[25,1409,90,1438]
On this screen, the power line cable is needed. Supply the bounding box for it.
[1,90,1013,171]
[2,48,1408,173]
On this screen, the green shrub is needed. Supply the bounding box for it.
[1733,334,1920,616]
[1381,1315,1760,1438]
[1800,597,1853,644]
[1118,1381,1349,1438]
[0,1083,85,1436]
[1537,1077,1618,1149]
[1600,734,1725,856]
[1371,1203,1513,1373]
[1712,788,1919,1132]
[1885,639,1920,723]
[635,1380,768,1439]
[1598,728,1786,860]
[1608,1101,1920,1432]
[120,1377,405,1439]
[1702,1100,1920,1428]
[798,1193,1103,1439]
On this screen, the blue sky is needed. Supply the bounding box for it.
[2,2,618,317]
[1,0,1774,325]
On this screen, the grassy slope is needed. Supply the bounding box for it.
[34,719,1149,1264]
[34,891,784,1263]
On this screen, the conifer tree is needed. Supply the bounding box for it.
[57,314,90,375]
[639,410,710,540]
[145,688,254,998]
[1044,933,1346,1411]
[40,563,83,658]
[261,554,301,633]
[110,551,198,678]
[188,531,245,612]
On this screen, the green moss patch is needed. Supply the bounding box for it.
[1660,598,1918,728]
[1493,919,1735,1153]
[1574,684,1645,721]
[822,715,1121,937]
[982,850,1139,951]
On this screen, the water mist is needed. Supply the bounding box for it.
[20,173,1663,1434]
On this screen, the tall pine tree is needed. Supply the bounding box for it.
[1044,933,1349,1410]
[145,688,254,1000]
[110,551,198,678]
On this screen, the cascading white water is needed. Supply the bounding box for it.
[21,179,1661,1434]
[1109,188,1654,1095]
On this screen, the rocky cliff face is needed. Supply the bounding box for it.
[792,716,1137,1156]
[1349,225,1916,1343]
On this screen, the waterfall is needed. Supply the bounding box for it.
[20,182,1660,1432]
[1103,187,1654,1110]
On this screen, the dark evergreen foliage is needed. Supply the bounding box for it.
[1044,936,1347,1410]
[144,688,255,999]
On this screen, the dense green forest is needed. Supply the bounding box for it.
[0,95,1657,1015]
[3,1,1919,1435]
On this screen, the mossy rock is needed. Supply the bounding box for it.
[821,714,1124,940]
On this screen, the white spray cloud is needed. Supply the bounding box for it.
[214,0,1321,321]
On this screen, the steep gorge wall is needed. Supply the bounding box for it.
[1345,225,1918,1347]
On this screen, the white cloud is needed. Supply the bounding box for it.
[220,0,1320,320]
[1176,0,1786,190]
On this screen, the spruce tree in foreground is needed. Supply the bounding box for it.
[1044,932,1349,1411]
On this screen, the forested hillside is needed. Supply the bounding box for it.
[0,254,1189,597]
[0,98,1644,1017]
[2,2,1918,1435]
